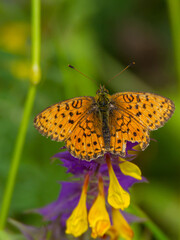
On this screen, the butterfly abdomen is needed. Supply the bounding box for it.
[96,92,111,151]
[101,110,111,150]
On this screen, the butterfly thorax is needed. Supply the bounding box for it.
[95,85,110,109]
[95,85,111,150]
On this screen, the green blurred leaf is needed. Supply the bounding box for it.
[0,230,25,240]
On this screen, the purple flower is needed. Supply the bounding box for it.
[13,142,145,240]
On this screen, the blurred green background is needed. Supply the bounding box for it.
[0,0,180,239]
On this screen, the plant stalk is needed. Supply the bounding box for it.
[0,0,41,229]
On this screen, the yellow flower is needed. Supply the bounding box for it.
[65,174,89,237]
[119,157,142,180]
[107,208,134,240]
[88,175,111,238]
[106,156,130,210]
[127,144,141,156]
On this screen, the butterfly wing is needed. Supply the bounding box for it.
[109,108,150,156]
[66,110,105,160]
[109,92,175,156]
[34,96,105,160]
[34,97,95,141]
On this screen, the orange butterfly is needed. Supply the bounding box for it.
[34,85,175,161]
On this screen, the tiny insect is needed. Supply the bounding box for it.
[34,66,175,161]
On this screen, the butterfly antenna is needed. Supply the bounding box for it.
[108,61,135,83]
[68,65,97,86]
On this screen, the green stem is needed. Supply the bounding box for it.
[32,0,41,85]
[0,85,36,229]
[0,0,41,229]
[167,0,180,91]
[132,204,170,240]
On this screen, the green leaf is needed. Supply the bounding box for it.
[0,230,25,240]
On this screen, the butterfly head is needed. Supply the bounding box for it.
[95,85,110,108]
[96,85,109,95]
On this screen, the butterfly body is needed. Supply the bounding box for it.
[95,85,111,151]
[34,85,175,161]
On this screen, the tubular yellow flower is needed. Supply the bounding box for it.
[107,208,134,240]
[106,156,130,210]
[65,174,89,237]
[119,157,142,180]
[88,175,111,239]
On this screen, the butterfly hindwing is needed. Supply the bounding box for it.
[109,108,150,156]
[66,110,105,160]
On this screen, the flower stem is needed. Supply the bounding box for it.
[167,0,180,91]
[0,0,41,229]
[0,85,36,229]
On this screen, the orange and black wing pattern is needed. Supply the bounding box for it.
[65,110,105,160]
[34,97,94,141]
[34,96,105,160]
[109,92,175,156]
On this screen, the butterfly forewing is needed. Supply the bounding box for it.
[109,92,175,154]
[34,97,95,142]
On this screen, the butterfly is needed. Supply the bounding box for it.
[34,85,175,161]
